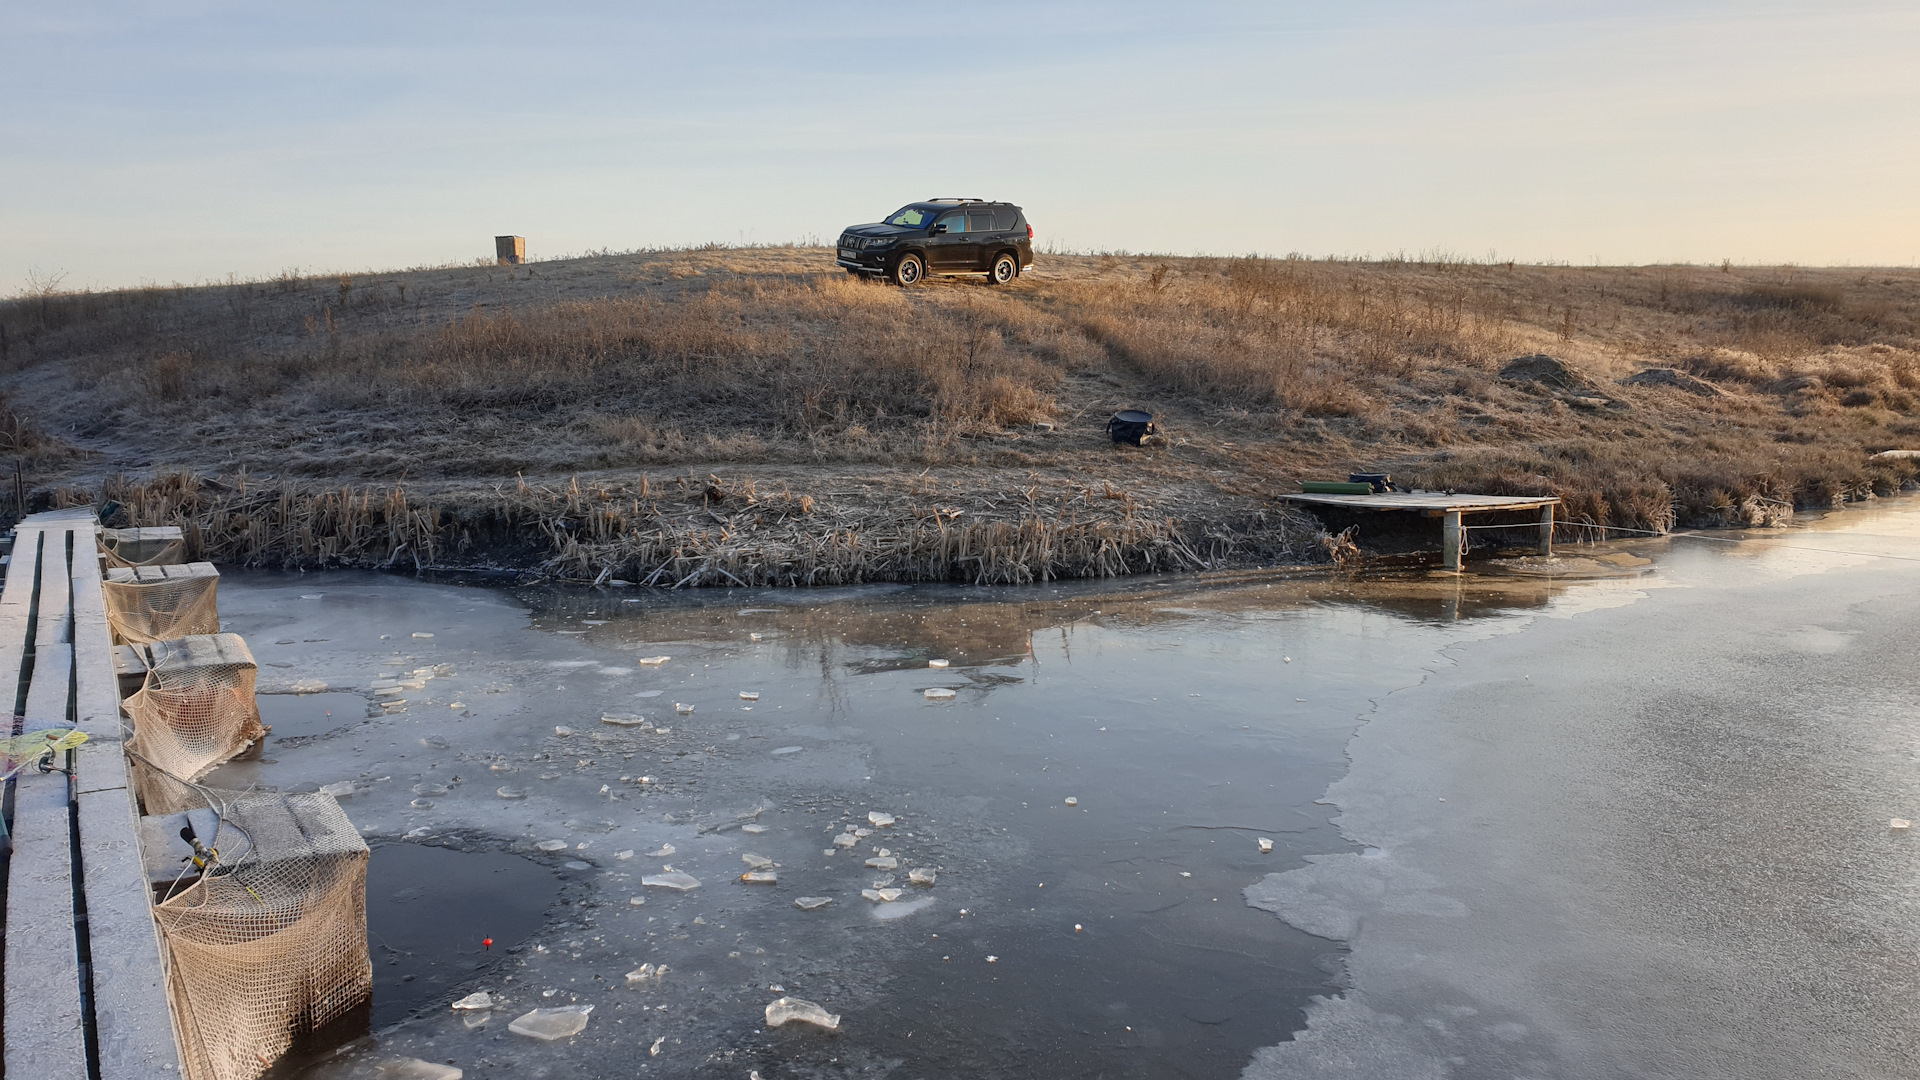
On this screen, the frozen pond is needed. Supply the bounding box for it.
[223,502,1920,1079]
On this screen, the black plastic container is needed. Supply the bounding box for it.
[1107,410,1156,445]
[1349,472,1392,493]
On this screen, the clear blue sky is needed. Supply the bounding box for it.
[4,1,1916,292]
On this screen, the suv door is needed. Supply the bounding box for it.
[925,210,975,271]
[963,209,1004,270]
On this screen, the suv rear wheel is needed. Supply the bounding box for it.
[891,253,924,286]
[988,252,1018,285]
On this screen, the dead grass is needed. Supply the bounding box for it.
[6,248,1920,571]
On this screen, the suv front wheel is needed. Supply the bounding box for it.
[988,253,1018,285]
[891,253,924,286]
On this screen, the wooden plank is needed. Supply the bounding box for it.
[78,788,184,1078]
[35,524,73,648]
[4,642,87,1080]
[70,515,186,1076]
[1277,492,1560,513]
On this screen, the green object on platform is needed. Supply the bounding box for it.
[1301,481,1376,495]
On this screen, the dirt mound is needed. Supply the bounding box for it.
[1499,354,1592,392]
[1621,368,1722,396]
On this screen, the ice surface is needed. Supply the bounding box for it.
[450,991,493,1010]
[507,1004,592,1040]
[764,996,840,1031]
[771,745,804,755]
[642,871,701,890]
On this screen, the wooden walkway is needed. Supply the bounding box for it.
[2,509,180,1078]
[1278,491,1561,571]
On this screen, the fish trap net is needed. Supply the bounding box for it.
[148,776,372,1080]
[103,565,221,645]
[126,634,265,814]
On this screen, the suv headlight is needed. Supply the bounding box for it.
[864,237,893,248]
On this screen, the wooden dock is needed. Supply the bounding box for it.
[2,510,182,1078]
[1278,491,1561,571]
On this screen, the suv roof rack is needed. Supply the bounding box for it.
[926,197,987,204]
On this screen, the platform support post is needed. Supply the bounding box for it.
[1441,510,1463,572]
[1538,504,1554,556]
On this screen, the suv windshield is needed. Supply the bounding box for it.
[886,206,939,227]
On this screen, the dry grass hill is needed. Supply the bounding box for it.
[3,247,1917,582]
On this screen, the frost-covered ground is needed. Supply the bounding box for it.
[219,566,1591,1079]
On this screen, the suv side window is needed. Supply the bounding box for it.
[968,210,999,234]
[935,211,966,234]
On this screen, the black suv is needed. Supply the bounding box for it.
[837,199,1034,285]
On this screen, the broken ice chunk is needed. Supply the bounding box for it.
[451,991,493,1011]
[1893,819,1912,833]
[638,656,671,665]
[924,688,956,700]
[742,823,769,834]
[865,856,898,870]
[867,812,895,827]
[742,853,774,869]
[1064,796,1078,806]
[554,726,574,737]
[928,658,949,668]
[832,833,857,848]
[536,840,569,852]
[1258,837,1275,853]
[496,786,528,799]
[771,746,803,755]
[628,897,645,907]
[739,691,760,701]
[412,632,435,639]
[648,844,676,857]
[740,871,777,884]
[319,781,355,798]
[673,702,694,714]
[793,896,833,910]
[376,1059,462,1080]
[908,868,936,886]
[853,827,872,838]
[615,849,635,860]
[764,996,840,1031]
[641,871,701,891]
[507,1004,592,1040]
[625,963,668,985]
[601,714,652,728]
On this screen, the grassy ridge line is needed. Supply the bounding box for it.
[5,248,1920,554]
[48,471,1329,583]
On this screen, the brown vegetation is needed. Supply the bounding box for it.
[5,247,1920,577]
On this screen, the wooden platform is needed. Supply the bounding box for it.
[2,510,182,1078]
[1279,491,1561,571]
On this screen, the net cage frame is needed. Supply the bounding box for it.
[140,768,372,1080]
[125,634,266,815]
[103,564,222,645]
[100,527,189,570]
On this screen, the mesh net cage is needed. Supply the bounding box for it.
[146,774,372,1080]
[126,634,266,815]
[103,566,222,645]
[101,527,189,569]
